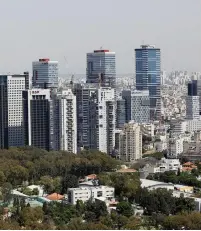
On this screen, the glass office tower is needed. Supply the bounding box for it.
[135,45,161,120]
[86,50,116,88]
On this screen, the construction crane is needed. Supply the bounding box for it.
[64,56,75,88]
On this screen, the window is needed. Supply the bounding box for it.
[97,191,103,197]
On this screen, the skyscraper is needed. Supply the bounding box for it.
[0,74,26,149]
[23,89,52,151]
[135,45,161,120]
[116,97,126,129]
[186,80,200,120]
[86,50,116,88]
[122,89,150,124]
[54,89,77,154]
[80,85,116,154]
[32,58,59,89]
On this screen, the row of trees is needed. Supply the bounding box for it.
[147,170,201,188]
[0,147,121,193]
[135,188,195,216]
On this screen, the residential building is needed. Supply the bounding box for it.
[117,122,142,162]
[55,89,77,153]
[86,49,116,88]
[116,97,126,128]
[0,74,26,149]
[135,45,161,120]
[67,186,115,205]
[140,123,155,137]
[140,158,181,178]
[32,58,59,89]
[23,89,52,151]
[81,86,115,154]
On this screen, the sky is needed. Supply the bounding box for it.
[0,0,201,74]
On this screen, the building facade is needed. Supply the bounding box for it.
[135,45,161,120]
[80,86,115,154]
[32,58,59,89]
[117,122,142,162]
[0,75,26,149]
[86,50,116,88]
[68,186,115,205]
[131,90,150,123]
[23,89,52,151]
[186,80,200,120]
[55,89,77,153]
[116,97,126,128]
[122,89,150,124]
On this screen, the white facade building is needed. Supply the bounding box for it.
[140,123,155,137]
[186,96,200,120]
[67,186,115,205]
[56,89,77,153]
[97,88,116,154]
[0,75,26,148]
[118,122,142,162]
[32,58,59,89]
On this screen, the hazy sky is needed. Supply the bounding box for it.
[0,0,201,74]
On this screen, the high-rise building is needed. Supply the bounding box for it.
[32,58,59,89]
[0,74,26,149]
[186,80,200,120]
[55,89,77,154]
[86,50,116,88]
[135,45,161,120]
[116,97,126,128]
[116,122,142,162]
[23,89,52,151]
[80,85,115,154]
[122,89,150,124]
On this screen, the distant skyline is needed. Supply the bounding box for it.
[0,0,201,74]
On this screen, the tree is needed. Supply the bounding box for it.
[85,200,108,221]
[39,176,54,194]
[99,172,141,201]
[116,201,134,217]
[18,207,44,227]
[32,188,39,195]
[61,174,78,194]
[1,182,12,204]
[75,200,85,216]
[123,216,142,230]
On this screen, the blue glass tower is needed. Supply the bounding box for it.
[135,45,161,120]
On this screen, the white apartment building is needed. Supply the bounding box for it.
[118,122,142,162]
[32,58,58,89]
[56,89,77,154]
[97,88,116,154]
[67,186,115,205]
[140,123,155,137]
[0,75,26,148]
[141,158,181,176]
[186,96,200,120]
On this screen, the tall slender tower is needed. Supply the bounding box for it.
[135,45,161,120]
[86,49,116,88]
[186,80,200,120]
[0,74,26,149]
